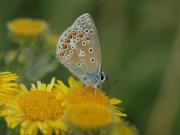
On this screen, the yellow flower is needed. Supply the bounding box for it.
[46,33,59,48]
[66,104,113,129]
[0,78,67,135]
[110,121,138,135]
[0,72,18,101]
[7,18,48,38]
[55,77,126,130]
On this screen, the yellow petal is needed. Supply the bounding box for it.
[46,77,55,91]
[110,98,122,105]
[68,76,79,89]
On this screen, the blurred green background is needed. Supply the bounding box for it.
[0,0,180,135]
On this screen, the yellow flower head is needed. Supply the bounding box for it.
[0,78,67,135]
[66,104,113,129]
[55,77,126,130]
[7,18,48,38]
[0,72,18,101]
[46,33,59,48]
[110,121,138,135]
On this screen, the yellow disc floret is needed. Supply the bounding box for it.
[66,104,113,129]
[19,91,64,121]
[67,86,110,106]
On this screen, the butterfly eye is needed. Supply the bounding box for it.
[100,72,106,82]
[101,75,105,81]
[89,29,94,34]
[89,48,93,53]
[82,41,86,46]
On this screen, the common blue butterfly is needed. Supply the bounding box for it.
[56,13,106,88]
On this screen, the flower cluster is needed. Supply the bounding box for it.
[1,17,137,135]
[5,18,59,82]
[7,18,58,47]
[110,121,138,135]
[0,71,127,135]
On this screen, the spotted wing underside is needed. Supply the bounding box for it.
[56,13,101,81]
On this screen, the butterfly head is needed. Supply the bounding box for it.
[83,71,107,88]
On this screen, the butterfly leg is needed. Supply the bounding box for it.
[99,83,102,90]
[92,83,99,95]
[94,88,97,95]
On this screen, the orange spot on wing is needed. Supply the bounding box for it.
[64,37,70,43]
[86,37,90,40]
[62,43,68,49]
[60,51,65,57]
[72,35,76,39]
[67,33,73,39]
[72,31,77,35]
[79,33,84,38]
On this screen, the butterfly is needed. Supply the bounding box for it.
[56,13,106,88]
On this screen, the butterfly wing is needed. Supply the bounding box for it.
[56,13,101,83]
[72,13,102,71]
